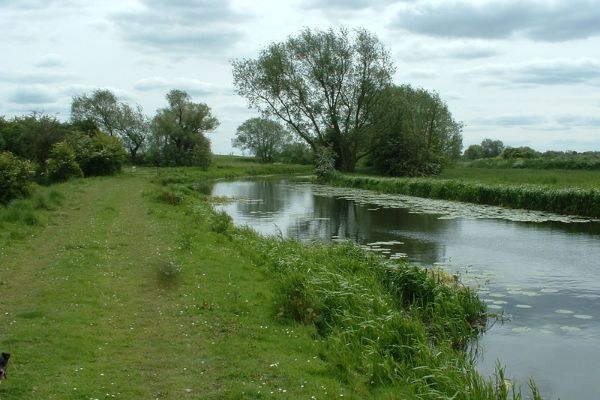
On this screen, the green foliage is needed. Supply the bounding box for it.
[151,89,218,167]
[469,150,600,170]
[45,142,84,183]
[232,26,394,172]
[278,141,313,164]
[501,146,539,160]
[0,113,70,167]
[0,151,35,204]
[232,117,291,163]
[328,172,600,218]
[71,89,150,162]
[464,139,505,160]
[464,143,484,160]
[247,236,532,398]
[369,85,463,176]
[314,145,337,180]
[67,131,126,176]
[71,89,120,136]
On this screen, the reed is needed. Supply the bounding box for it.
[328,173,600,218]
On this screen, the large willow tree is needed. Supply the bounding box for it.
[369,85,463,176]
[232,27,395,172]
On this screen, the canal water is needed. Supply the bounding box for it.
[211,179,600,400]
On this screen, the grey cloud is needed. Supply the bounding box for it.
[392,1,600,42]
[556,115,600,128]
[0,0,80,10]
[0,70,72,84]
[111,0,243,55]
[301,0,399,11]
[133,77,228,97]
[35,54,66,68]
[474,115,547,127]
[9,85,56,104]
[399,40,500,61]
[459,58,600,87]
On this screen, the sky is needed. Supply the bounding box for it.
[1,0,600,154]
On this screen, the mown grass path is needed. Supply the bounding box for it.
[0,175,331,399]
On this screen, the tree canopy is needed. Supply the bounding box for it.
[151,89,219,167]
[369,85,463,176]
[232,118,291,163]
[71,89,149,161]
[232,27,395,172]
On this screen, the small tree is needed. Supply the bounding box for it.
[45,142,83,183]
[464,144,483,160]
[480,138,504,158]
[151,89,219,167]
[71,89,120,136]
[232,118,291,163]
[117,104,149,163]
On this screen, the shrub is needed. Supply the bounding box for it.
[45,142,84,183]
[67,131,126,176]
[0,151,35,204]
[314,145,336,180]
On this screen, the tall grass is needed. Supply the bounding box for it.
[0,188,65,244]
[230,228,539,399]
[329,173,600,218]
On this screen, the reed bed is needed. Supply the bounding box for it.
[328,173,600,218]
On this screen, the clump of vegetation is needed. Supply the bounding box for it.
[233,227,540,399]
[155,256,183,287]
[45,142,83,183]
[328,173,600,218]
[0,151,35,204]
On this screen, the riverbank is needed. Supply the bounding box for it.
[328,167,600,218]
[0,163,541,399]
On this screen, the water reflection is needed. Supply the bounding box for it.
[212,179,600,400]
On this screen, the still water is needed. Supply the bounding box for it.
[212,179,600,399]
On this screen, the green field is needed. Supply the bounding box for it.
[333,163,600,218]
[0,162,542,399]
[438,163,600,188]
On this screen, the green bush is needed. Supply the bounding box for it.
[67,131,126,176]
[0,151,35,204]
[45,142,84,183]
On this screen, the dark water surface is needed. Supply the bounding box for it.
[212,180,600,400]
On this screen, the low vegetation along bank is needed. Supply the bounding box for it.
[1,164,542,399]
[329,171,600,218]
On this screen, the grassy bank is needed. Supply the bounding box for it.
[0,163,542,399]
[330,167,600,218]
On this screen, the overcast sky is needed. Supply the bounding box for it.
[2,0,600,154]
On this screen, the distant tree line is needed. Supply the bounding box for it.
[0,88,219,203]
[463,138,600,170]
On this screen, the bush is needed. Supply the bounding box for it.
[0,151,35,204]
[67,131,126,176]
[314,145,336,180]
[45,142,84,183]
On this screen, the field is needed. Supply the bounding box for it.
[0,161,542,399]
[438,163,600,188]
